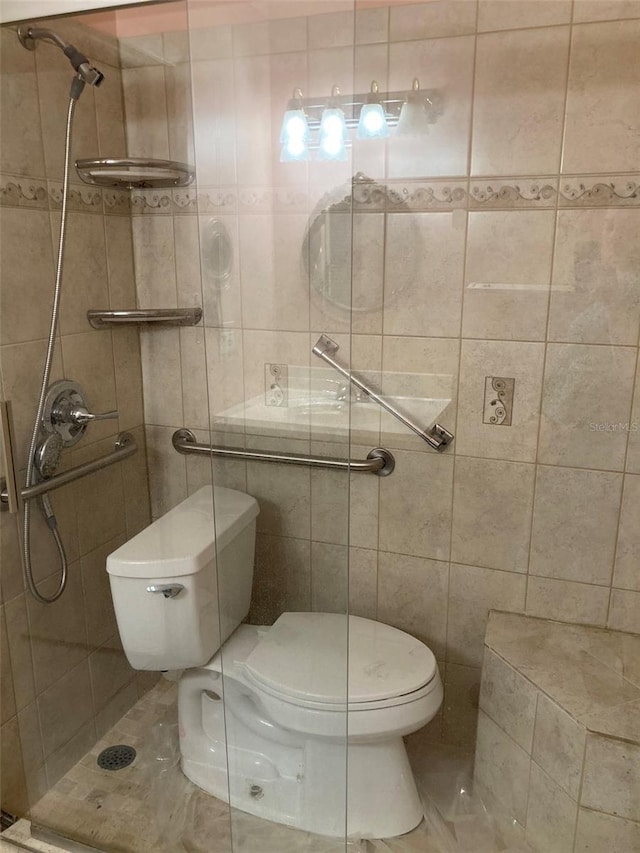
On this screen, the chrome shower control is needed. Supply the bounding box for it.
[42,379,118,447]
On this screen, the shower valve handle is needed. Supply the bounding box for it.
[69,406,118,424]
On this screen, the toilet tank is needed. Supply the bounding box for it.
[107,486,259,671]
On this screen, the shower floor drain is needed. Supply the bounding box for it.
[97,745,136,771]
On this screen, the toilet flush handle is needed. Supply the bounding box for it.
[146,584,185,599]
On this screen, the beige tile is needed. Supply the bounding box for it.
[26,568,88,695]
[478,0,572,30]
[239,213,310,332]
[173,214,202,312]
[348,547,378,620]
[0,605,17,725]
[3,594,35,713]
[308,11,354,49]
[351,213,385,335]
[474,709,530,826]
[165,61,194,167]
[95,678,139,740]
[442,663,481,746]
[549,209,640,345]
[311,467,349,546]
[95,63,127,159]
[447,564,526,667]
[122,65,170,159]
[112,326,144,432]
[311,542,348,614]
[608,589,640,634]
[73,436,127,556]
[268,16,307,53]
[119,33,164,67]
[532,693,586,799]
[191,58,236,187]
[54,211,109,336]
[234,56,272,187]
[526,576,610,626]
[383,212,465,338]
[530,466,622,585]
[0,512,23,605]
[178,326,208,431]
[456,339,545,462]
[89,635,135,713]
[582,733,640,821]
[61,331,119,444]
[451,457,535,572]
[472,27,570,175]
[0,27,45,176]
[139,327,183,427]
[564,20,640,173]
[247,444,310,541]
[377,551,448,657]
[526,762,578,853]
[80,536,124,650]
[105,216,137,309]
[627,364,640,474]
[539,343,637,470]
[121,426,151,538]
[250,534,311,625]
[583,697,640,743]
[463,211,555,341]
[0,208,55,346]
[45,719,96,789]
[390,1,476,40]
[200,214,243,330]
[17,700,44,785]
[479,648,538,751]
[614,474,640,591]
[188,24,232,61]
[573,0,640,21]
[387,36,475,178]
[356,7,389,44]
[379,450,453,561]
[0,716,28,816]
[574,807,640,853]
[145,424,187,519]
[349,463,379,550]
[37,659,94,758]
[0,339,63,466]
[131,216,177,309]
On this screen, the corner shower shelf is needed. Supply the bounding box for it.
[75,158,194,189]
[87,308,202,329]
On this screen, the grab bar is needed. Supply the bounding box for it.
[0,432,137,509]
[312,334,454,452]
[172,429,395,476]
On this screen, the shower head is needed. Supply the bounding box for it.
[17,25,104,88]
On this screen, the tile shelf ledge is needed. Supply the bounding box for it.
[87,308,202,329]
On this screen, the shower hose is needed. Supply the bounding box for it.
[22,95,77,604]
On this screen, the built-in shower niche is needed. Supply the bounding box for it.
[211,364,454,445]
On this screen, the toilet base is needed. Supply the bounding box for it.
[179,669,425,839]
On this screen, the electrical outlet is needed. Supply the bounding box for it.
[483,377,514,426]
[265,363,288,407]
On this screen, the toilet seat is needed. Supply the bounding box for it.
[241,612,438,710]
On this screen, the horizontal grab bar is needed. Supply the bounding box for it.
[87,308,202,329]
[172,429,395,476]
[0,432,137,508]
[312,334,454,452]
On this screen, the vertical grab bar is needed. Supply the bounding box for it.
[312,334,454,452]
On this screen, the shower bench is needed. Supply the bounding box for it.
[474,611,640,853]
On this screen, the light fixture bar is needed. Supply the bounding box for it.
[295,89,441,130]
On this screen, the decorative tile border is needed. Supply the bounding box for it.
[559,175,639,207]
[0,175,49,210]
[47,181,102,214]
[470,178,558,209]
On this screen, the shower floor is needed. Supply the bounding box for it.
[3,680,530,853]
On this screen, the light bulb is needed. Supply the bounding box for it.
[357,103,389,140]
[396,77,430,137]
[318,106,348,161]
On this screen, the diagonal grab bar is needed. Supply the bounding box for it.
[312,334,454,452]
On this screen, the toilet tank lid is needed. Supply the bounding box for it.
[106,486,258,579]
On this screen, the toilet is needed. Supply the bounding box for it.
[107,485,442,839]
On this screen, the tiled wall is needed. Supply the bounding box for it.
[0,19,152,815]
[122,0,640,748]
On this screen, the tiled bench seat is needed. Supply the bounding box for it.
[474,611,640,853]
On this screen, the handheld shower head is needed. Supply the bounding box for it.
[17,25,104,88]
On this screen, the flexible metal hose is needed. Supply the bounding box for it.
[22,96,77,604]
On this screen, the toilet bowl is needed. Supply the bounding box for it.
[107,486,442,839]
